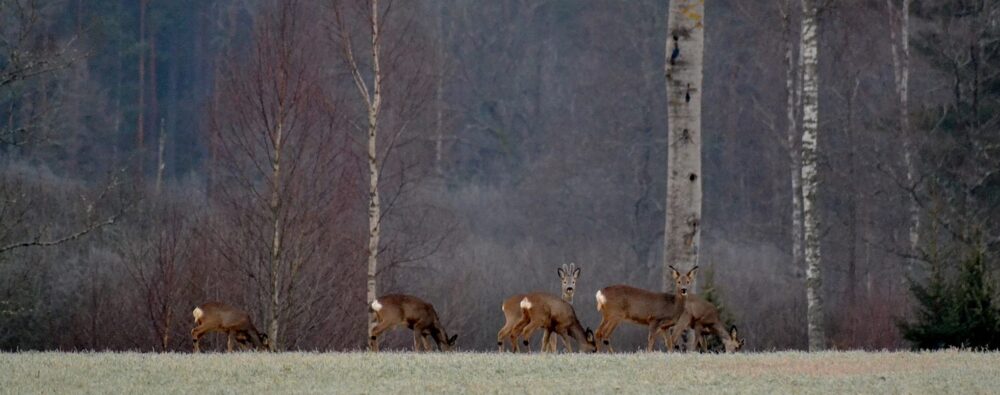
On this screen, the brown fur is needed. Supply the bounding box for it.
[369,294,457,352]
[667,295,744,352]
[593,266,696,352]
[517,292,596,353]
[190,302,268,353]
[497,263,581,352]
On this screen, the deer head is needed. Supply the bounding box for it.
[558,263,581,302]
[442,334,459,351]
[581,327,597,353]
[670,265,698,296]
[723,326,745,352]
[235,331,270,351]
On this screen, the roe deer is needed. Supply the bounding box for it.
[517,292,596,352]
[497,263,580,352]
[593,266,697,352]
[666,295,744,352]
[369,294,457,352]
[191,302,269,353]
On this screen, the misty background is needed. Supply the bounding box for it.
[1,0,997,352]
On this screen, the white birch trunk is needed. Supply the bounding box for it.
[888,0,918,276]
[268,114,284,351]
[784,2,804,279]
[663,0,705,291]
[336,0,384,349]
[365,0,384,348]
[155,118,166,196]
[800,0,825,351]
[434,1,445,177]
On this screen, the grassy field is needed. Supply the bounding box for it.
[1,351,997,394]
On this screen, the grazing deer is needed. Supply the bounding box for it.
[497,263,580,352]
[369,294,457,352]
[593,266,696,352]
[191,302,269,353]
[517,292,596,352]
[666,295,745,352]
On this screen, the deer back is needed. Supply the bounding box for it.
[373,294,439,325]
[194,302,255,332]
[596,285,680,324]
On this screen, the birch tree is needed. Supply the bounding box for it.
[781,0,804,279]
[887,0,917,275]
[208,1,344,350]
[332,0,385,347]
[663,0,705,290]
[799,0,825,351]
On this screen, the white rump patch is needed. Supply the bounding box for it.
[192,307,203,322]
[519,297,532,310]
[595,290,606,311]
[371,299,383,312]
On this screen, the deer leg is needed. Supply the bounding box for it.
[646,321,665,352]
[519,318,544,352]
[594,316,610,352]
[558,331,574,353]
[669,313,693,352]
[497,323,512,352]
[369,321,394,352]
[659,323,676,351]
[682,328,696,352]
[544,329,559,353]
[226,331,235,353]
[697,325,709,352]
[510,315,531,353]
[598,318,621,353]
[412,329,424,352]
[191,326,210,353]
[559,332,572,352]
[553,331,567,352]
[540,329,552,353]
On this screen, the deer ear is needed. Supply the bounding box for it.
[448,334,458,345]
[670,266,680,280]
[729,325,738,338]
[585,328,594,340]
[573,267,581,279]
[557,267,565,278]
[688,266,699,279]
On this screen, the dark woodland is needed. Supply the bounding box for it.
[1,0,998,352]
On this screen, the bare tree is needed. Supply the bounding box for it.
[329,0,440,348]
[800,0,826,351]
[208,0,352,350]
[663,0,705,290]
[781,0,804,279]
[887,0,917,277]
[331,0,385,347]
[0,169,125,255]
[135,0,147,180]
[119,193,196,351]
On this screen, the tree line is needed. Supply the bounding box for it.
[1,0,998,351]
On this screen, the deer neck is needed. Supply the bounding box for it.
[427,325,447,345]
[671,290,687,310]
[567,318,587,342]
